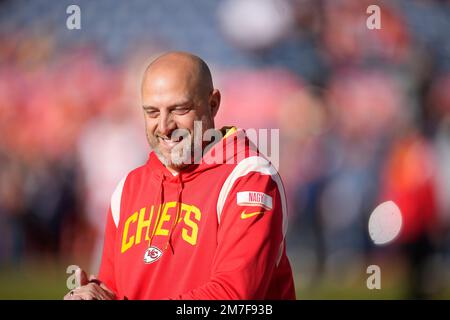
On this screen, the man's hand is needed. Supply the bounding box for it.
[64,268,116,300]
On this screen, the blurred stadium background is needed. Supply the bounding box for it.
[1,0,450,299]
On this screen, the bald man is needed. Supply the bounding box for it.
[141,52,220,172]
[64,52,295,300]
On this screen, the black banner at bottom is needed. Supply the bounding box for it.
[0,300,446,319]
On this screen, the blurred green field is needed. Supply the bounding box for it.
[1,258,449,300]
[290,252,450,300]
[0,261,69,299]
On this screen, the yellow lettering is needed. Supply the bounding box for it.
[121,212,138,253]
[155,201,177,236]
[135,207,154,245]
[149,204,162,239]
[121,202,202,253]
[182,204,201,246]
[145,205,155,241]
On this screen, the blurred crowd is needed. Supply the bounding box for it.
[0,0,450,298]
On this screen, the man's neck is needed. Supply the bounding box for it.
[166,166,179,176]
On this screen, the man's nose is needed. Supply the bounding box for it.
[158,111,176,137]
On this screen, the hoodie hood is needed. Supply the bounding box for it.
[144,126,259,253]
[146,126,259,183]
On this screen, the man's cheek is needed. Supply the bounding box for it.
[146,132,158,147]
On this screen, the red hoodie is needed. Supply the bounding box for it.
[98,127,296,299]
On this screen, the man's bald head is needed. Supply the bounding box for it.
[140,52,221,172]
[142,51,213,101]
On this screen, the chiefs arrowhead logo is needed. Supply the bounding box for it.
[143,246,163,264]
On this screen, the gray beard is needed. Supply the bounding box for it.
[152,138,203,170]
[153,147,188,169]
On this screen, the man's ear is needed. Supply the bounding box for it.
[209,89,221,118]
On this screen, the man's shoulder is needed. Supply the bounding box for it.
[226,155,280,178]
[122,162,150,187]
[128,162,149,178]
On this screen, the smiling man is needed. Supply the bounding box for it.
[141,52,220,171]
[64,52,295,300]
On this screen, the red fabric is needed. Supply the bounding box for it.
[98,128,296,300]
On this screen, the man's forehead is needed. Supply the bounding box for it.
[141,80,195,109]
[142,74,193,94]
[142,89,192,104]
[142,66,197,92]
[143,55,200,83]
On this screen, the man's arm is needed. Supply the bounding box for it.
[170,169,287,299]
[97,206,118,294]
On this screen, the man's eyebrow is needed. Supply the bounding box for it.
[142,105,157,110]
[142,101,192,110]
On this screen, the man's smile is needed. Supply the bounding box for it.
[159,136,181,149]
